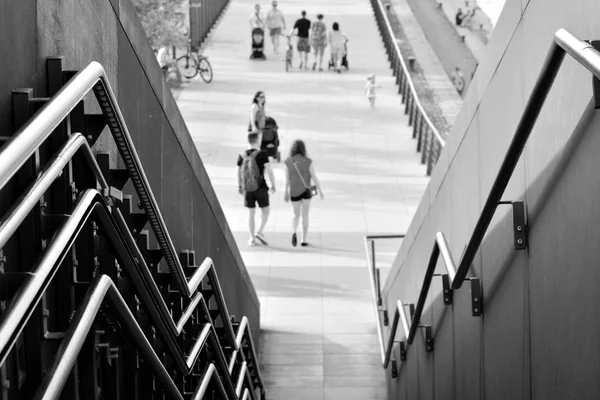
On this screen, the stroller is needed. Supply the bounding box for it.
[260,117,281,161]
[250,27,267,60]
[328,42,349,71]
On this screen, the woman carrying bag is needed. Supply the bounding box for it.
[284,140,324,246]
[249,91,267,133]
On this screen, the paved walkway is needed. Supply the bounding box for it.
[402,0,479,91]
[387,0,462,127]
[175,0,429,398]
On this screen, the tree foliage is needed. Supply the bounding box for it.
[133,0,189,48]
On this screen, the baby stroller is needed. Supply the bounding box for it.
[328,42,349,71]
[250,27,266,60]
[261,117,281,161]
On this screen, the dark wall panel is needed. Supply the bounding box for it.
[528,112,600,399]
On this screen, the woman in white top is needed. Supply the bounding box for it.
[328,22,347,73]
[249,91,267,133]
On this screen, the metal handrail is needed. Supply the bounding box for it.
[373,28,600,369]
[0,62,264,395]
[363,234,405,368]
[34,275,184,400]
[228,316,265,399]
[192,363,228,399]
[407,232,456,343]
[371,0,446,147]
[0,132,105,250]
[0,190,243,399]
[0,134,239,371]
[0,62,191,297]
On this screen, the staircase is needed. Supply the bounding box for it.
[0,58,264,399]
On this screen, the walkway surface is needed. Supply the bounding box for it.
[402,0,479,90]
[175,0,429,398]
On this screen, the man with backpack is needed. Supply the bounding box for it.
[237,132,276,246]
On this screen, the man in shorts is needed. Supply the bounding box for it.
[266,1,286,54]
[237,132,276,246]
[292,11,311,69]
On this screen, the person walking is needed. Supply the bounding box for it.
[249,3,264,30]
[249,91,267,133]
[266,1,286,54]
[328,22,347,73]
[284,140,324,247]
[365,73,381,109]
[451,66,465,96]
[292,11,311,69]
[156,46,183,83]
[238,132,276,246]
[310,14,327,71]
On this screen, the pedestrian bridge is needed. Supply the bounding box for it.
[1,0,600,399]
[176,0,429,397]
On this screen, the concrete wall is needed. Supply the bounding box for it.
[384,0,600,398]
[0,0,259,339]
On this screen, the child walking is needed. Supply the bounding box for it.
[365,73,381,109]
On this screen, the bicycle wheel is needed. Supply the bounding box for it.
[176,55,198,79]
[198,57,213,83]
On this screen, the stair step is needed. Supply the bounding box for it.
[109,168,130,190]
[84,114,107,146]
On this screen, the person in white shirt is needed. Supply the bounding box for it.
[155,46,182,83]
[250,4,264,30]
[328,22,347,73]
[266,1,286,54]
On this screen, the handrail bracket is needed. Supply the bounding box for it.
[470,278,483,316]
[441,274,453,305]
[399,341,407,362]
[499,200,528,250]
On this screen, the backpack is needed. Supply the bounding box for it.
[240,151,261,192]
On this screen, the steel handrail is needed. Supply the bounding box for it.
[371,0,446,147]
[0,132,105,251]
[0,190,242,398]
[192,363,228,399]
[0,62,191,297]
[377,28,600,366]
[0,62,263,396]
[0,135,239,370]
[363,234,406,367]
[228,316,265,399]
[34,274,183,400]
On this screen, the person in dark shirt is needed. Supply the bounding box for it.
[237,132,276,246]
[455,8,465,26]
[292,10,311,69]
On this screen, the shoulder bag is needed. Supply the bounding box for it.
[292,159,318,197]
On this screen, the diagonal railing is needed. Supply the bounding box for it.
[370,0,447,175]
[0,189,253,398]
[0,61,264,398]
[366,28,600,375]
[0,62,193,298]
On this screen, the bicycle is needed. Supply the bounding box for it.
[176,41,213,83]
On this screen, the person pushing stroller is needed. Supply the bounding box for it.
[328,22,348,73]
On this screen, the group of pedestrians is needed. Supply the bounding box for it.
[455,0,481,29]
[250,2,348,72]
[238,91,324,247]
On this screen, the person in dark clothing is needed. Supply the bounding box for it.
[455,8,465,26]
[292,10,311,69]
[237,132,276,246]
